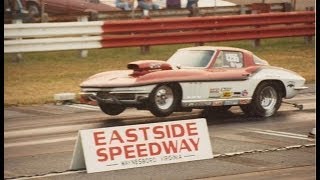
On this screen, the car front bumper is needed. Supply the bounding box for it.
[80,85,156,105]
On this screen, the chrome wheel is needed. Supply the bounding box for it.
[149,83,180,117]
[155,85,174,110]
[98,102,126,116]
[240,82,282,117]
[259,86,277,111]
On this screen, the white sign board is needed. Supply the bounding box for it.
[70,118,213,173]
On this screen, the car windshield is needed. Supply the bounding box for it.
[167,50,214,68]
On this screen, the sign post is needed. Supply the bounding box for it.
[70,118,213,173]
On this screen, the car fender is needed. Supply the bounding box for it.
[249,66,306,99]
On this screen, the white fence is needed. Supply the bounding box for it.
[4,10,314,55]
[4,21,104,53]
[4,21,103,38]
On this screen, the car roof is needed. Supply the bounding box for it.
[178,46,252,54]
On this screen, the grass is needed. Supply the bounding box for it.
[4,37,315,106]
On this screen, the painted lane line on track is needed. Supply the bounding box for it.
[70,104,99,109]
[66,104,99,111]
[261,129,310,138]
[282,102,315,107]
[4,136,77,148]
[4,122,104,139]
[249,129,313,141]
[251,131,311,140]
[4,112,201,140]
[289,97,315,101]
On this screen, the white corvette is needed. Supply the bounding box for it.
[80,46,307,117]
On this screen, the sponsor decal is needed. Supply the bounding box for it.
[212,101,224,106]
[183,102,195,107]
[239,99,251,104]
[221,87,231,91]
[221,88,232,98]
[222,91,232,98]
[187,95,202,99]
[149,63,161,69]
[224,100,239,105]
[70,119,213,173]
[184,101,211,107]
[225,53,240,63]
[241,90,248,97]
[287,81,295,88]
[233,92,241,97]
[209,88,220,98]
[225,53,243,68]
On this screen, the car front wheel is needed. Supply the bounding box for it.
[240,82,282,117]
[98,102,126,116]
[148,84,180,117]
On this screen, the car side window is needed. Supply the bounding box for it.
[214,51,244,68]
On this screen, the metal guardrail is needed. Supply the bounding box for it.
[4,21,104,38]
[4,11,315,54]
[100,12,314,34]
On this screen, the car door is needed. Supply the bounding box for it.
[206,50,251,100]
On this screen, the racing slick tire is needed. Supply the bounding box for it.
[239,104,255,116]
[98,102,126,115]
[240,81,282,117]
[148,84,180,117]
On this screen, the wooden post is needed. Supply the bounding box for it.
[130,0,136,19]
[140,8,151,54]
[252,39,261,48]
[240,4,246,14]
[40,0,45,22]
[283,2,292,12]
[304,36,312,45]
[304,7,314,45]
[291,0,296,11]
[12,18,23,62]
[140,46,150,54]
[78,16,89,58]
[251,3,270,48]
[142,9,150,19]
[195,42,204,46]
[251,10,260,48]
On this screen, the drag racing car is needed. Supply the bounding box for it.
[80,46,307,117]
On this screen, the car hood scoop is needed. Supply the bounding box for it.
[127,60,172,76]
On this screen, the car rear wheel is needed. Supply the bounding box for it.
[98,102,126,115]
[239,104,254,116]
[148,84,180,117]
[240,82,282,117]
